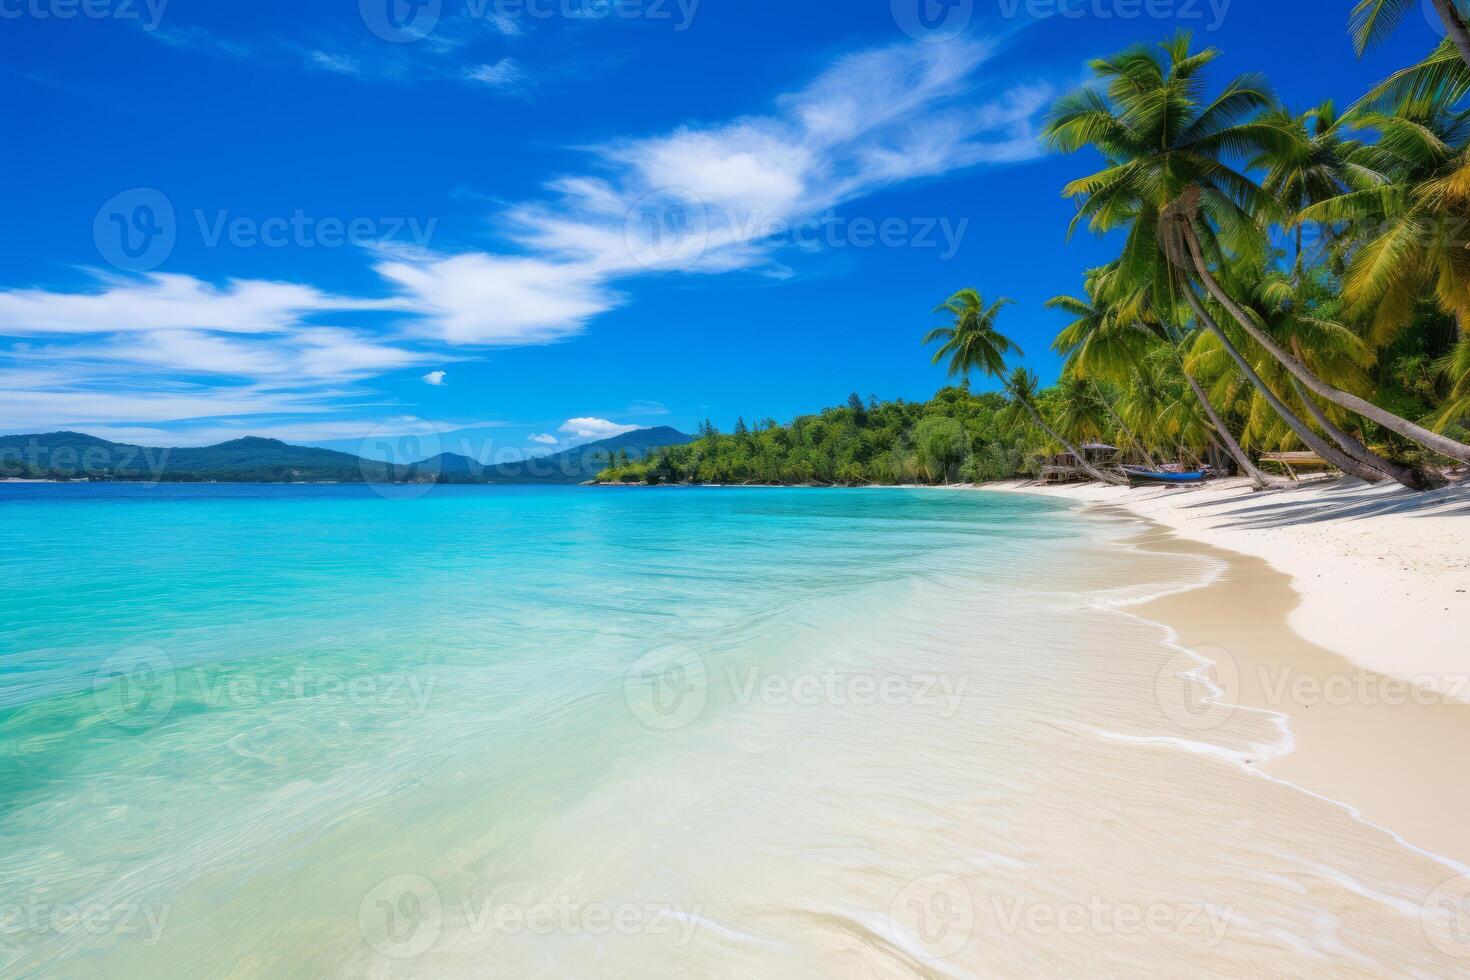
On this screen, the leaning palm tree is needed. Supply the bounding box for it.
[925,289,1125,484]
[1350,0,1470,69]
[1048,267,1275,486]
[1044,31,1470,468]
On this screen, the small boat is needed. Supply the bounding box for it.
[1122,465,1212,488]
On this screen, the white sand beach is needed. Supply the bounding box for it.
[982,475,1470,868]
[985,476,1470,690]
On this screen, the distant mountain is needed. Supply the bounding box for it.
[0,428,692,485]
[403,427,694,485]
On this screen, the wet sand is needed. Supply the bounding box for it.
[1117,513,1470,870]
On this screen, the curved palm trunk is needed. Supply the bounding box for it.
[1180,287,1393,484]
[1092,380,1159,468]
[1431,0,1470,69]
[1178,219,1470,466]
[1183,371,1278,489]
[1288,378,1441,490]
[1008,386,1127,485]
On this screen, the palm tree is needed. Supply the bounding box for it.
[1173,265,1410,484]
[1301,102,1470,344]
[1433,336,1470,430]
[1043,31,1470,468]
[1213,261,1439,487]
[1350,0,1470,70]
[1354,37,1470,113]
[924,289,1126,484]
[1168,187,1470,466]
[1047,268,1275,486]
[1251,101,1363,266]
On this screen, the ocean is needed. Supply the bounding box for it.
[0,484,1462,977]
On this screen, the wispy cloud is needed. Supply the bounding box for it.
[368,39,1049,344]
[6,38,1051,440]
[465,58,530,91]
[560,417,638,439]
[309,51,364,76]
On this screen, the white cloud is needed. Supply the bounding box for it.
[466,59,528,89]
[529,433,559,445]
[624,400,669,416]
[375,252,619,345]
[559,417,638,439]
[422,370,448,386]
[498,39,1046,281]
[2,38,1049,440]
[310,51,363,75]
[0,273,395,337]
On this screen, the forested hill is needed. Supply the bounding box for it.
[0,428,692,484]
[593,389,1055,486]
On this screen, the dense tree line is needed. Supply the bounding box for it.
[607,17,1470,490]
[596,388,1080,486]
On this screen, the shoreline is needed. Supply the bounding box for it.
[984,476,1470,868]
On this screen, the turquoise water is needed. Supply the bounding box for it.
[0,485,1074,976]
[4,484,1466,977]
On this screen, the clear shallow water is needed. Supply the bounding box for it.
[0,485,1464,977]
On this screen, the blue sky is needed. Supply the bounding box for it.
[0,0,1441,460]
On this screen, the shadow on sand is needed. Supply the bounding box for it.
[1137,475,1470,530]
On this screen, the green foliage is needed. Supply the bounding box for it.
[595,388,1044,486]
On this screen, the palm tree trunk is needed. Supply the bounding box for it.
[1180,287,1394,484]
[1431,0,1470,69]
[1182,370,1277,489]
[1284,345,1442,489]
[1008,385,1127,485]
[1178,218,1470,466]
[1092,380,1159,468]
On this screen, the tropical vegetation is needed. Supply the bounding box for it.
[602,15,1470,490]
